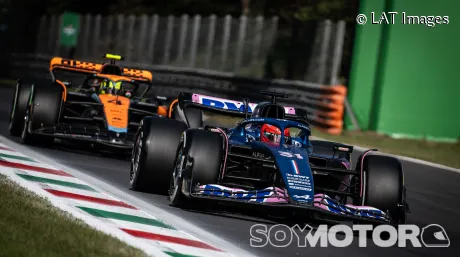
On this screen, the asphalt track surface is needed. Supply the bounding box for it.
[0,85,459,257]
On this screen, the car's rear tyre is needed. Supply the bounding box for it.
[9,81,32,137]
[360,154,406,224]
[169,129,222,207]
[310,140,351,161]
[21,83,63,146]
[130,117,188,194]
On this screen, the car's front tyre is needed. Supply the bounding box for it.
[169,129,223,207]
[9,80,32,137]
[358,154,407,224]
[21,83,63,146]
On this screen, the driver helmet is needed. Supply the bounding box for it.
[260,124,290,144]
[99,80,122,95]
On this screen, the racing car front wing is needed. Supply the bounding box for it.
[29,124,135,149]
[190,184,392,225]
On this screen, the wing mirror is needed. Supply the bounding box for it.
[62,81,72,87]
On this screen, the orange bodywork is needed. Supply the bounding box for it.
[49,57,153,82]
[98,94,130,131]
[55,80,68,102]
[50,57,102,74]
[49,56,171,119]
[168,99,178,118]
[96,74,133,82]
[157,105,168,116]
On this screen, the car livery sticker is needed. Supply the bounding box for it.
[291,160,300,174]
[191,93,296,115]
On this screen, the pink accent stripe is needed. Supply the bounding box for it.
[121,228,223,252]
[360,150,373,198]
[192,93,200,103]
[44,189,138,209]
[0,146,13,151]
[284,107,296,115]
[212,127,228,179]
[0,159,73,177]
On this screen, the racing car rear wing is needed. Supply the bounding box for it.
[176,92,309,125]
[49,57,153,83]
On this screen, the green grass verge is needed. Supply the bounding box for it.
[0,174,149,257]
[204,113,460,169]
[311,129,460,169]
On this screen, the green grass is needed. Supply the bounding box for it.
[0,174,149,257]
[204,113,460,169]
[203,112,242,128]
[311,128,460,169]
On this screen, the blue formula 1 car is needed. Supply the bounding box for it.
[130,91,409,225]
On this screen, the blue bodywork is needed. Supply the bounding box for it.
[195,117,389,222]
[226,117,316,204]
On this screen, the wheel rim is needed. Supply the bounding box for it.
[130,131,143,183]
[21,112,29,140]
[9,102,16,129]
[170,146,185,200]
[9,84,19,126]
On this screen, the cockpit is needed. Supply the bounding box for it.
[241,120,312,150]
[239,101,309,146]
[84,76,138,98]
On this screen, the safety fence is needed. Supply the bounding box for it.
[35,14,278,76]
[6,53,347,134]
[16,13,348,84]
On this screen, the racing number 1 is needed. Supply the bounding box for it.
[278,151,303,159]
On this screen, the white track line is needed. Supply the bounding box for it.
[12,168,90,184]
[0,166,169,257]
[0,135,259,257]
[109,219,195,239]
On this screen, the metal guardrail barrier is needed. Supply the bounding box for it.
[7,53,347,134]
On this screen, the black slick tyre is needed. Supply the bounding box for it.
[361,155,406,224]
[130,117,188,194]
[169,129,222,207]
[9,81,32,137]
[21,83,63,146]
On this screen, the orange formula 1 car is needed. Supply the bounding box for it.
[8,54,176,151]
